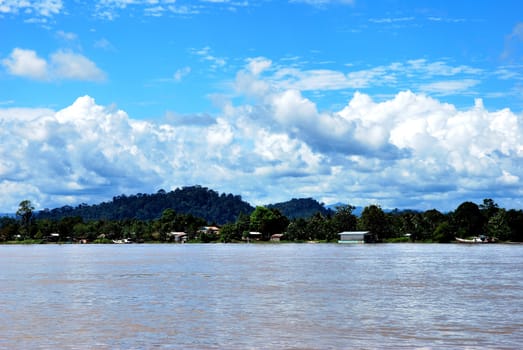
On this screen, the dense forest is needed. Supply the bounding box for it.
[267,198,333,219]
[1,187,523,243]
[36,186,254,225]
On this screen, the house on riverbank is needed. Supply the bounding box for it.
[270,233,284,242]
[338,231,370,243]
[167,232,187,243]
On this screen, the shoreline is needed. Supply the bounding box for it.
[2,240,522,245]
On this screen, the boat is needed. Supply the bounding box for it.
[455,235,496,243]
[112,238,133,244]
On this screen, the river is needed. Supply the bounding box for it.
[0,243,522,349]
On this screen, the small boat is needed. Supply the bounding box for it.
[455,235,496,243]
[112,238,133,244]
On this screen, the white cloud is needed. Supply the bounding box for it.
[50,50,106,81]
[144,5,165,16]
[166,4,200,15]
[174,66,191,81]
[56,30,77,41]
[497,170,519,185]
[502,22,523,62]
[420,79,480,95]
[276,67,358,90]
[35,0,62,16]
[495,66,523,80]
[231,58,482,97]
[247,57,272,76]
[94,38,116,51]
[272,89,318,127]
[93,0,249,19]
[427,17,466,23]
[289,0,355,6]
[1,48,106,82]
[2,48,48,80]
[369,17,415,24]
[0,0,63,17]
[2,61,523,212]
[190,46,226,70]
[406,59,482,76]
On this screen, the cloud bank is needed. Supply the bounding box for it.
[1,59,522,212]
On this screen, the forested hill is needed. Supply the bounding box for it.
[36,186,255,225]
[267,198,333,220]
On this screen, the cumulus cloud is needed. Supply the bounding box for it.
[50,50,106,81]
[2,48,48,80]
[165,111,216,126]
[2,58,523,212]
[1,48,106,82]
[247,57,272,76]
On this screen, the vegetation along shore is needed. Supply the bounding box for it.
[1,186,522,244]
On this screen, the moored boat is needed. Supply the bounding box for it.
[455,235,496,243]
[112,238,133,244]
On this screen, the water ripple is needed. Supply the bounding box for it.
[0,244,522,349]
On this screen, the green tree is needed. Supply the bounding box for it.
[306,213,330,241]
[16,200,34,239]
[486,209,511,241]
[480,198,499,233]
[331,204,357,233]
[358,205,391,241]
[479,198,499,219]
[35,218,57,238]
[391,211,423,241]
[453,201,485,238]
[219,223,239,242]
[286,218,309,241]
[421,209,447,240]
[58,216,83,240]
[236,212,251,237]
[73,222,93,241]
[159,208,177,233]
[433,221,454,243]
[0,217,19,242]
[506,209,523,242]
[250,206,289,240]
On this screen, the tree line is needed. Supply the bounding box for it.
[1,197,522,243]
[220,199,523,243]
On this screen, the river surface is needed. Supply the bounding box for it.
[0,243,522,349]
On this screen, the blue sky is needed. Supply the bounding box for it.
[1,0,523,213]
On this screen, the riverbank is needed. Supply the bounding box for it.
[2,238,521,245]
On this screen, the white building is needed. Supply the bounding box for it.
[338,231,369,243]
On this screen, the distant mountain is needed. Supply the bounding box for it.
[325,203,363,216]
[325,203,421,216]
[37,186,254,225]
[36,186,372,224]
[267,198,333,220]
